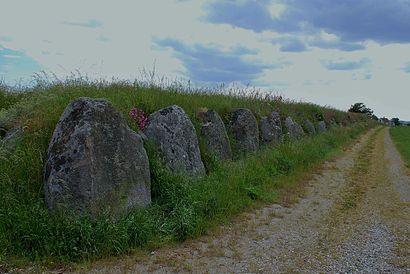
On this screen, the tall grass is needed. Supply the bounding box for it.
[0,77,373,265]
[390,126,410,167]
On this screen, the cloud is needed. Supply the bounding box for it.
[153,37,276,84]
[271,34,364,53]
[321,58,370,71]
[309,40,365,52]
[203,0,286,32]
[205,0,410,44]
[62,19,103,28]
[288,0,410,43]
[352,71,372,80]
[0,46,41,84]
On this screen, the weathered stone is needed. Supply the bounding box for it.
[143,105,205,175]
[227,108,259,153]
[44,97,151,218]
[284,117,294,134]
[317,121,327,133]
[197,108,232,160]
[285,117,304,139]
[260,111,283,144]
[295,122,305,137]
[304,119,316,135]
[1,127,23,151]
[328,119,338,128]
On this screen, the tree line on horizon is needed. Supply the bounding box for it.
[348,102,401,126]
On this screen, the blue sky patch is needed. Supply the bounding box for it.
[321,58,370,71]
[62,19,103,28]
[0,46,42,84]
[402,63,410,73]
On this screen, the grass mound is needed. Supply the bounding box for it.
[0,79,374,265]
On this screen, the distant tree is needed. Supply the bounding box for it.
[348,103,374,116]
[391,117,400,126]
[371,114,379,121]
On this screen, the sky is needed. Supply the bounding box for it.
[1,0,410,119]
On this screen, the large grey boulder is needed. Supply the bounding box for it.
[44,97,151,218]
[227,108,259,153]
[143,105,205,175]
[317,121,327,133]
[197,108,232,160]
[260,111,283,144]
[285,117,304,140]
[1,127,23,151]
[304,119,316,135]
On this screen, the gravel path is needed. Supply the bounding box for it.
[40,127,410,273]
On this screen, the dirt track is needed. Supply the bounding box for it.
[72,127,409,273]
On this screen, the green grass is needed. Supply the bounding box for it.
[390,126,410,167]
[0,79,374,267]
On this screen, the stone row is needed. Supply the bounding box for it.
[42,97,330,219]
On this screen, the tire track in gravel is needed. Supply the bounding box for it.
[71,126,409,273]
[286,127,410,273]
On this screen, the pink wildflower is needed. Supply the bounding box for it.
[129,106,148,130]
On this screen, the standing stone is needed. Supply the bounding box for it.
[1,127,23,151]
[44,97,151,218]
[304,119,316,135]
[260,111,283,144]
[285,117,293,139]
[285,117,304,139]
[227,108,259,153]
[317,121,327,133]
[143,105,205,175]
[329,119,337,128]
[295,121,305,137]
[197,108,232,160]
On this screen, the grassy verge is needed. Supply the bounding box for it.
[0,81,373,267]
[339,127,380,211]
[390,126,410,167]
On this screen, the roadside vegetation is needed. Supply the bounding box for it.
[390,126,410,167]
[0,76,374,267]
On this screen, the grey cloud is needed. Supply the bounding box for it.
[205,0,410,44]
[153,37,285,84]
